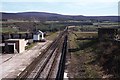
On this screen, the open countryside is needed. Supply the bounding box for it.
[0,1,120,79]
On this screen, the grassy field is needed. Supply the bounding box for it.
[1,21,66,33]
[0,27,18,33]
[25,42,37,50]
[0,27,29,34]
[68,31,102,78]
[68,31,120,78]
[46,32,59,40]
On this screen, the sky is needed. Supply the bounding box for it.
[0,0,120,16]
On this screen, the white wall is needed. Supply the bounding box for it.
[19,39,26,53]
[33,34,40,41]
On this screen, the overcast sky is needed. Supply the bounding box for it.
[1,0,120,16]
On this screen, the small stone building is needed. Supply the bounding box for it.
[5,39,26,53]
[98,27,119,40]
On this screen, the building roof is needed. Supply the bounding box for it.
[5,39,25,42]
[34,30,44,35]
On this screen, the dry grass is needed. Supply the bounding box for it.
[68,31,103,78]
[46,32,59,40]
[68,31,120,78]
[75,32,98,38]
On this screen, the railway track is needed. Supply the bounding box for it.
[16,28,68,80]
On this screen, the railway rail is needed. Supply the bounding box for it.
[16,28,68,80]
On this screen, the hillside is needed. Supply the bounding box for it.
[1,12,119,22]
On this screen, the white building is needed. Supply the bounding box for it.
[33,30,45,42]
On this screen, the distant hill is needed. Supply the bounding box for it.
[1,12,119,22]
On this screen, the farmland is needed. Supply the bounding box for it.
[1,21,66,33]
[1,20,119,34]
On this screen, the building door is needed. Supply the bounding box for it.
[8,45,14,53]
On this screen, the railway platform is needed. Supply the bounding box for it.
[0,40,52,79]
